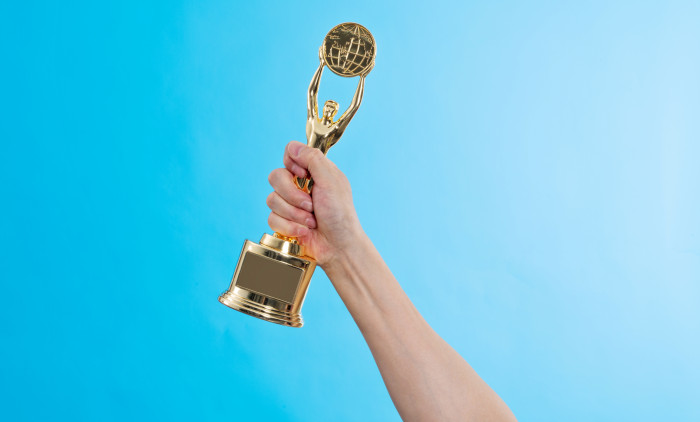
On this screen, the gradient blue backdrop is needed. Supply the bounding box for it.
[1,1,698,421]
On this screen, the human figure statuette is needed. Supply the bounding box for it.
[296,23,375,193]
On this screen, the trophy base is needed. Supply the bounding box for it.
[219,234,316,328]
[219,288,304,327]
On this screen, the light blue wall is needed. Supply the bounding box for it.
[1,1,698,420]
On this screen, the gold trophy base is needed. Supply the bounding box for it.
[219,234,316,327]
[218,288,304,327]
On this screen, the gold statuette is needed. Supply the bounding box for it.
[219,23,376,327]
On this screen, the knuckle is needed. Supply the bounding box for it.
[268,168,287,188]
[267,169,277,185]
[309,148,323,161]
[307,150,325,171]
[266,192,276,208]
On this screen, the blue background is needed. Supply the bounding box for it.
[1,1,699,420]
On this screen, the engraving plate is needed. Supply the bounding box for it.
[235,252,303,304]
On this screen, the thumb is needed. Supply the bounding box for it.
[287,142,334,182]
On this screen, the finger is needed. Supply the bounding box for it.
[266,191,317,229]
[284,141,307,169]
[283,152,307,178]
[268,168,313,212]
[268,212,309,238]
[286,142,335,182]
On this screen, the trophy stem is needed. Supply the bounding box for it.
[295,176,313,193]
[261,233,304,256]
[273,232,298,244]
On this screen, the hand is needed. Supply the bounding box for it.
[266,141,363,267]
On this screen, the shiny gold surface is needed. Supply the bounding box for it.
[220,23,375,327]
[296,23,375,193]
[219,238,315,327]
[235,252,303,304]
[261,233,303,256]
[322,23,376,77]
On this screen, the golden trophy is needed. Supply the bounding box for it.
[218,23,376,327]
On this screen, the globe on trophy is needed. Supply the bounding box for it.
[218,23,376,327]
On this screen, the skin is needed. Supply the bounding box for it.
[267,141,518,422]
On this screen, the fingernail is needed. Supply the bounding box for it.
[305,217,317,229]
[297,226,309,236]
[301,200,313,212]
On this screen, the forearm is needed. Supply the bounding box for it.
[324,231,516,422]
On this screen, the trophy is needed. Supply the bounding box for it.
[218,23,376,327]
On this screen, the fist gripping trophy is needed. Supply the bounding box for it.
[219,23,376,327]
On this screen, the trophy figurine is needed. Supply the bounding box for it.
[218,23,376,327]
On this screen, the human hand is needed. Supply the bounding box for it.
[266,141,363,267]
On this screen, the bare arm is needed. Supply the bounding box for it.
[266,142,517,422]
[323,236,516,422]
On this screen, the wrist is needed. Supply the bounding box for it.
[322,225,370,276]
[320,228,398,321]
